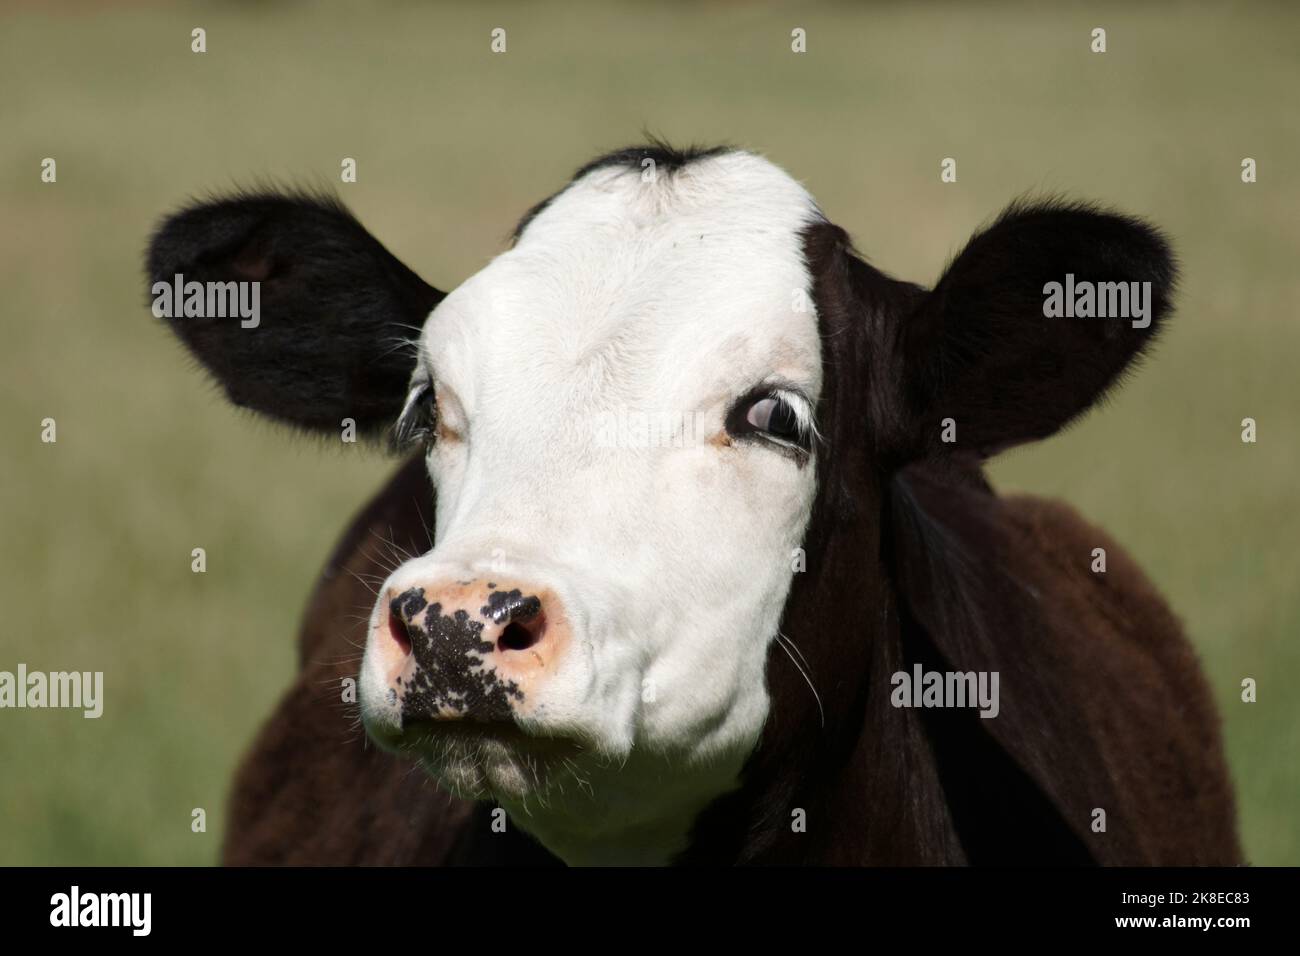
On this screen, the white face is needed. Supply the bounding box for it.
[359,152,824,864]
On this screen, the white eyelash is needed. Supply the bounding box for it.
[769,386,822,447]
[397,380,430,422]
[391,379,434,450]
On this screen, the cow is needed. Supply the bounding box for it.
[147,143,1240,866]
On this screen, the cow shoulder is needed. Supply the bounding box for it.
[999,493,1241,864]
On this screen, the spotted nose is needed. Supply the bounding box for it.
[368,578,569,726]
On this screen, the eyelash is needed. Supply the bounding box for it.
[390,382,437,452]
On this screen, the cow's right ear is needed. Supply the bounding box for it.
[146,192,444,435]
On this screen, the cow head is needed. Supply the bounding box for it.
[148,145,1174,864]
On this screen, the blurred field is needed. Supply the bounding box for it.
[1,1,1296,865]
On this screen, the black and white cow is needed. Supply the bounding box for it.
[148,144,1239,865]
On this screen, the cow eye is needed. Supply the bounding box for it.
[746,396,801,441]
[727,389,813,454]
[391,381,437,451]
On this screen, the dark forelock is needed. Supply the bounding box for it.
[511,140,735,243]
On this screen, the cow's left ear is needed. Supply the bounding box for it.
[146,191,444,436]
[887,201,1176,462]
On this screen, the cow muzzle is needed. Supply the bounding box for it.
[361,576,571,742]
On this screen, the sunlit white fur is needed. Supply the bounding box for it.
[360,151,824,865]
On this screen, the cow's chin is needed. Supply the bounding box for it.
[397,721,590,803]
[378,709,763,865]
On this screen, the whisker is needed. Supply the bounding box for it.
[777,630,824,729]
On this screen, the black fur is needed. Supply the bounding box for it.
[146,191,441,435]
[884,199,1177,464]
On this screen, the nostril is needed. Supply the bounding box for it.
[499,619,541,652]
[387,609,413,656]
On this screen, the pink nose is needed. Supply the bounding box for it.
[368,577,569,725]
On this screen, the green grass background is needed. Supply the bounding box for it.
[1,1,1295,865]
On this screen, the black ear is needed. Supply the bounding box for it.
[890,200,1176,461]
[146,191,443,435]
